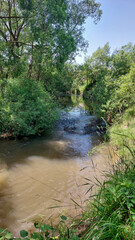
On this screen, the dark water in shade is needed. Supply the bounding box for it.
[0,95,114,235]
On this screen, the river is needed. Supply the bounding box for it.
[0,95,115,236]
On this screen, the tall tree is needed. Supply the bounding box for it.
[0,0,102,78]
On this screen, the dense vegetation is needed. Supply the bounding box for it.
[72,42,135,160]
[69,43,135,239]
[0,1,135,239]
[73,43,135,123]
[0,42,135,239]
[0,0,102,137]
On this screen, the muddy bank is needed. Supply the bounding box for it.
[0,96,115,236]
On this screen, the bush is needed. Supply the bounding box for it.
[0,77,58,137]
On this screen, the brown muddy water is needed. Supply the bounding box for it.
[0,96,116,236]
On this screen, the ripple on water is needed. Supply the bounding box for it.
[0,100,114,236]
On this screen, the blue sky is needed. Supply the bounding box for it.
[75,0,135,64]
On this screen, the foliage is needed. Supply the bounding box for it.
[111,43,135,78]
[0,0,102,80]
[109,106,135,158]
[0,215,80,240]
[82,43,135,122]
[0,77,58,137]
[82,154,135,240]
[42,64,74,96]
[0,0,102,137]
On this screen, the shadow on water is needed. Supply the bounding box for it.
[0,137,73,167]
[0,95,104,235]
[0,165,16,229]
[0,95,99,168]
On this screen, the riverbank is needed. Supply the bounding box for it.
[1,138,134,239]
[0,98,111,237]
[0,143,118,239]
[79,107,135,239]
[0,100,135,239]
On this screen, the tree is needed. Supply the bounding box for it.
[0,0,102,137]
[111,43,135,77]
[0,0,102,79]
[83,43,135,121]
[83,43,110,87]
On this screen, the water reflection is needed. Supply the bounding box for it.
[59,94,91,112]
[0,95,112,236]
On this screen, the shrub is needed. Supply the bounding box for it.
[0,77,58,137]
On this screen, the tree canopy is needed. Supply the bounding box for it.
[0,0,102,77]
[0,0,102,137]
[82,43,135,122]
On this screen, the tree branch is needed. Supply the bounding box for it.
[0,16,27,19]
[10,41,36,47]
[2,18,15,40]
[16,20,25,40]
[0,29,7,41]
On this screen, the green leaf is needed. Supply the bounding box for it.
[131,199,135,204]
[5,232,13,239]
[41,224,54,232]
[60,215,67,220]
[34,222,40,229]
[20,230,28,237]
[31,232,43,240]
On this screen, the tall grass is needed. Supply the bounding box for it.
[82,152,135,240]
[109,106,135,158]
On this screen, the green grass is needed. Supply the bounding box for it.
[80,107,135,239]
[81,155,135,240]
[109,106,135,158]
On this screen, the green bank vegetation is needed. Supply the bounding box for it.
[70,43,135,239]
[75,42,135,122]
[71,43,135,239]
[0,43,135,239]
[73,42,135,157]
[0,0,101,137]
[0,0,135,239]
